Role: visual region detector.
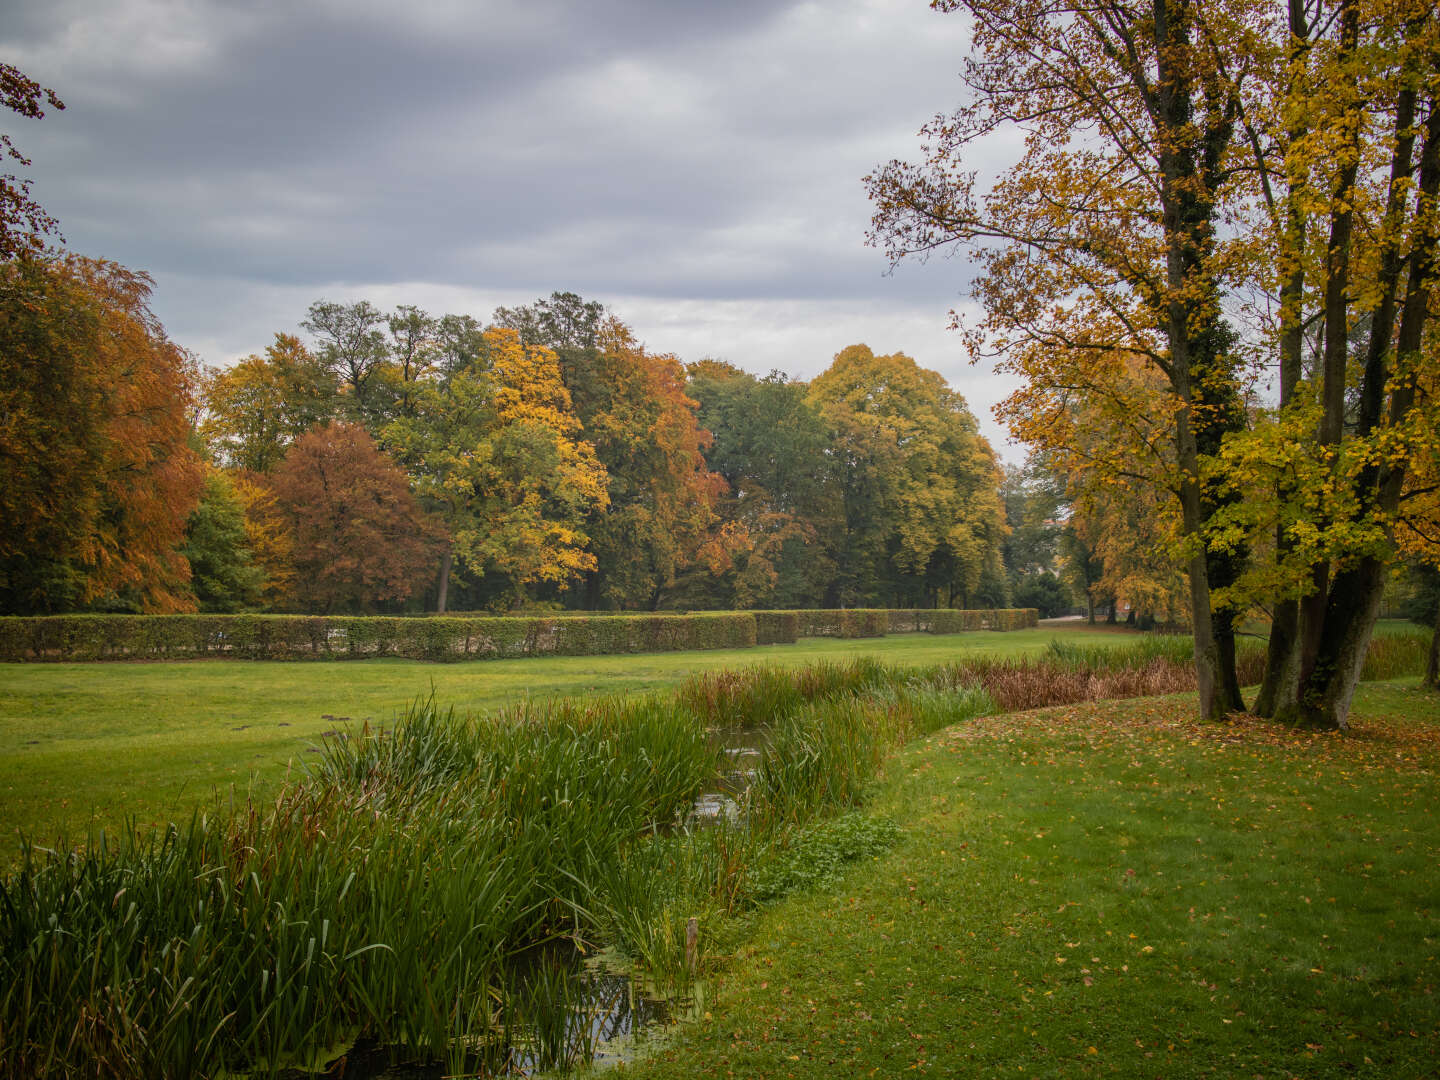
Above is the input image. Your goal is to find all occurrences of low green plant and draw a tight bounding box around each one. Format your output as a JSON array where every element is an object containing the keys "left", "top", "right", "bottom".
[{"left": 747, "top": 812, "right": 901, "bottom": 904}]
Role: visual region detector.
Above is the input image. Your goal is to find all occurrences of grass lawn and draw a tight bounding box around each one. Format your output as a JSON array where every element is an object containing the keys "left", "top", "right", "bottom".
[
  {"left": 0, "top": 625, "right": 1139, "bottom": 846},
  {"left": 621, "top": 679, "right": 1440, "bottom": 1079}
]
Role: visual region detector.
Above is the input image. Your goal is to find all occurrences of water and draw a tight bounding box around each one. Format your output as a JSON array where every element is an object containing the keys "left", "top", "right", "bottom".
[
  {"left": 691, "top": 725, "right": 769, "bottom": 825},
  {"left": 288, "top": 954, "right": 688, "bottom": 1078},
  {"left": 275, "top": 723, "right": 770, "bottom": 1079}
]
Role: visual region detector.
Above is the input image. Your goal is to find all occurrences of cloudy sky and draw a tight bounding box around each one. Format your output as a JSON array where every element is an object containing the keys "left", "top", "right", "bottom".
[{"left": 6, "top": 0, "right": 1023, "bottom": 456}]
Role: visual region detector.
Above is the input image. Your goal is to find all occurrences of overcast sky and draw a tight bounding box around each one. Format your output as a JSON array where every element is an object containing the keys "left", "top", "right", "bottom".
[{"left": 5, "top": 0, "right": 1024, "bottom": 457}]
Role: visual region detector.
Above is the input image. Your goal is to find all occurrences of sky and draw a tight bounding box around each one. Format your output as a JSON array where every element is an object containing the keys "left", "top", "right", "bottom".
[{"left": 5, "top": 0, "right": 1024, "bottom": 458}]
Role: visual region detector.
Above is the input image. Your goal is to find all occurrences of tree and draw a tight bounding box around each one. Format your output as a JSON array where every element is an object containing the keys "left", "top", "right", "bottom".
[
  {"left": 0, "top": 255, "right": 203, "bottom": 613},
  {"left": 232, "top": 471, "right": 296, "bottom": 610},
  {"left": 200, "top": 334, "right": 338, "bottom": 472},
  {"left": 266, "top": 422, "right": 444, "bottom": 612},
  {"left": 384, "top": 328, "right": 609, "bottom": 610},
  {"left": 686, "top": 361, "right": 839, "bottom": 608},
  {"left": 182, "top": 469, "right": 265, "bottom": 611},
  {"left": 1209, "top": 0, "right": 1440, "bottom": 726},
  {"left": 806, "top": 345, "right": 1007, "bottom": 608},
  {"left": 868, "top": 0, "right": 1252, "bottom": 717},
  {"left": 495, "top": 296, "right": 724, "bottom": 609},
  {"left": 1, "top": 63, "right": 64, "bottom": 259},
  {"left": 301, "top": 300, "right": 390, "bottom": 425},
  {"left": 1001, "top": 460, "right": 1068, "bottom": 610},
  {"left": 1015, "top": 572, "right": 1068, "bottom": 619}
]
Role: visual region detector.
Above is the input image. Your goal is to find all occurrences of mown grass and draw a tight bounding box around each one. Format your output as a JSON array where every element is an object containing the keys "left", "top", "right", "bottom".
[
  {"left": 619, "top": 680, "right": 1440, "bottom": 1079},
  {"left": 0, "top": 626, "right": 1135, "bottom": 844}
]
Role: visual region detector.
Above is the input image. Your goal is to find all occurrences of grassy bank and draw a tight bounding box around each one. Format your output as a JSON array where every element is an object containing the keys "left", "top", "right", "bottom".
[
  {"left": 1, "top": 626, "right": 1134, "bottom": 843},
  {"left": 620, "top": 680, "right": 1440, "bottom": 1079}
]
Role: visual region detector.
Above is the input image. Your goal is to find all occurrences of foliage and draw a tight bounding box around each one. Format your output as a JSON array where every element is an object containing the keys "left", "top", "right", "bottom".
[
  {"left": 180, "top": 469, "right": 265, "bottom": 612},
  {"left": 868, "top": 0, "right": 1256, "bottom": 718},
  {"left": 266, "top": 423, "right": 445, "bottom": 612},
  {"left": 0, "top": 693, "right": 718, "bottom": 1078},
  {"left": 0, "top": 611, "right": 762, "bottom": 662},
  {"left": 385, "top": 326, "right": 609, "bottom": 608},
  {"left": 497, "top": 297, "right": 725, "bottom": 609},
  {"left": 746, "top": 813, "right": 901, "bottom": 904},
  {"left": 199, "top": 334, "right": 337, "bottom": 472},
  {"left": 686, "top": 362, "right": 837, "bottom": 608},
  {"left": 806, "top": 345, "right": 1008, "bottom": 608},
  {"left": 0, "top": 63, "right": 64, "bottom": 259},
  {"left": 1014, "top": 571, "right": 1069, "bottom": 619},
  {"left": 0, "top": 255, "right": 204, "bottom": 614},
  {"left": 300, "top": 299, "right": 390, "bottom": 424}
]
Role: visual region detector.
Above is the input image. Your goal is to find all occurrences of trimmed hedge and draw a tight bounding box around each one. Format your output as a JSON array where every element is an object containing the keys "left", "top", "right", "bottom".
[
  {"left": 754, "top": 611, "right": 801, "bottom": 645},
  {"left": 0, "top": 613, "right": 757, "bottom": 663},
  {"left": 886, "top": 608, "right": 1040, "bottom": 633},
  {"left": 0, "top": 607, "right": 1040, "bottom": 663}
]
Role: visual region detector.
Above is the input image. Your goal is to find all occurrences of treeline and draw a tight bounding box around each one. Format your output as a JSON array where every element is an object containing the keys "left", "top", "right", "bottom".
[{"left": 1, "top": 270, "right": 1008, "bottom": 615}]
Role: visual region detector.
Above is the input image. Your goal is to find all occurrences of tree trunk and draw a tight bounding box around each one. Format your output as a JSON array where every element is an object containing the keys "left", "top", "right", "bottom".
[
  {"left": 1151, "top": 0, "right": 1246, "bottom": 720},
  {"left": 1254, "top": 598, "right": 1302, "bottom": 717},
  {"left": 1297, "top": 557, "right": 1384, "bottom": 729},
  {"left": 1296, "top": 90, "right": 1439, "bottom": 728},
  {"left": 436, "top": 546, "right": 452, "bottom": 613},
  {"left": 1254, "top": 3, "right": 1312, "bottom": 718}
]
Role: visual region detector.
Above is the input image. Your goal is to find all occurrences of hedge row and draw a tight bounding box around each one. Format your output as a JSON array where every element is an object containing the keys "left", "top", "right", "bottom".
[
  {"left": 0, "top": 613, "right": 757, "bottom": 663},
  {"left": 0, "top": 607, "right": 1040, "bottom": 662},
  {"left": 752, "top": 608, "right": 1039, "bottom": 644},
  {"left": 886, "top": 608, "right": 1039, "bottom": 633}
]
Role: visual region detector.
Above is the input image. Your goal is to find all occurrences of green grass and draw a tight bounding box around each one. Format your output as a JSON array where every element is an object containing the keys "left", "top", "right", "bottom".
[
  {"left": 0, "top": 627, "right": 1136, "bottom": 844},
  {"left": 619, "top": 679, "right": 1440, "bottom": 1079}
]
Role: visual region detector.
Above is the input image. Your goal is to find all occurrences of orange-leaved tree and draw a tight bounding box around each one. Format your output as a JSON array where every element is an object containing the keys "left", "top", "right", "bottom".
[
  {"left": 266, "top": 422, "right": 445, "bottom": 613},
  {"left": 0, "top": 255, "right": 203, "bottom": 613}
]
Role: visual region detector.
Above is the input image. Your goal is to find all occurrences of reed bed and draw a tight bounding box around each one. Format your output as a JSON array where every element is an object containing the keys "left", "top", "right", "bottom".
[
  {"left": 2, "top": 627, "right": 1427, "bottom": 1078},
  {"left": 0, "top": 694, "right": 717, "bottom": 1080}
]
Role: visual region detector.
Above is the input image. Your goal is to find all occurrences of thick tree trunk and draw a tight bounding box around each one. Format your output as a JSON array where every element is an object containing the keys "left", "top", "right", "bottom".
[
  {"left": 436, "top": 547, "right": 452, "bottom": 613},
  {"left": 1152, "top": 0, "right": 1246, "bottom": 720},
  {"left": 1297, "top": 557, "right": 1384, "bottom": 729},
  {"left": 1254, "top": 598, "right": 1302, "bottom": 717},
  {"left": 1254, "top": 7, "right": 1311, "bottom": 718}
]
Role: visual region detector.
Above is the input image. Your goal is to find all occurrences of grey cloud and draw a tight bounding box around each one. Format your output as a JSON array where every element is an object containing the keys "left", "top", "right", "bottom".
[{"left": 5, "top": 0, "right": 995, "bottom": 405}]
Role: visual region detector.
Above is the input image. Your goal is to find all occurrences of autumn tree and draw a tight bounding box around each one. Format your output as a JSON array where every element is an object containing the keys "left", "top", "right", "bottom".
[
  {"left": 232, "top": 471, "right": 296, "bottom": 610},
  {"left": 1, "top": 63, "right": 64, "bottom": 259},
  {"left": 807, "top": 345, "right": 1007, "bottom": 608},
  {"left": 868, "top": 0, "right": 1254, "bottom": 717},
  {"left": 266, "top": 422, "right": 444, "bottom": 613},
  {"left": 1209, "top": 0, "right": 1440, "bottom": 726},
  {"left": 384, "top": 328, "right": 609, "bottom": 610},
  {"left": 495, "top": 296, "right": 724, "bottom": 609},
  {"left": 0, "top": 255, "right": 203, "bottom": 613},
  {"left": 200, "top": 334, "right": 338, "bottom": 472}
]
